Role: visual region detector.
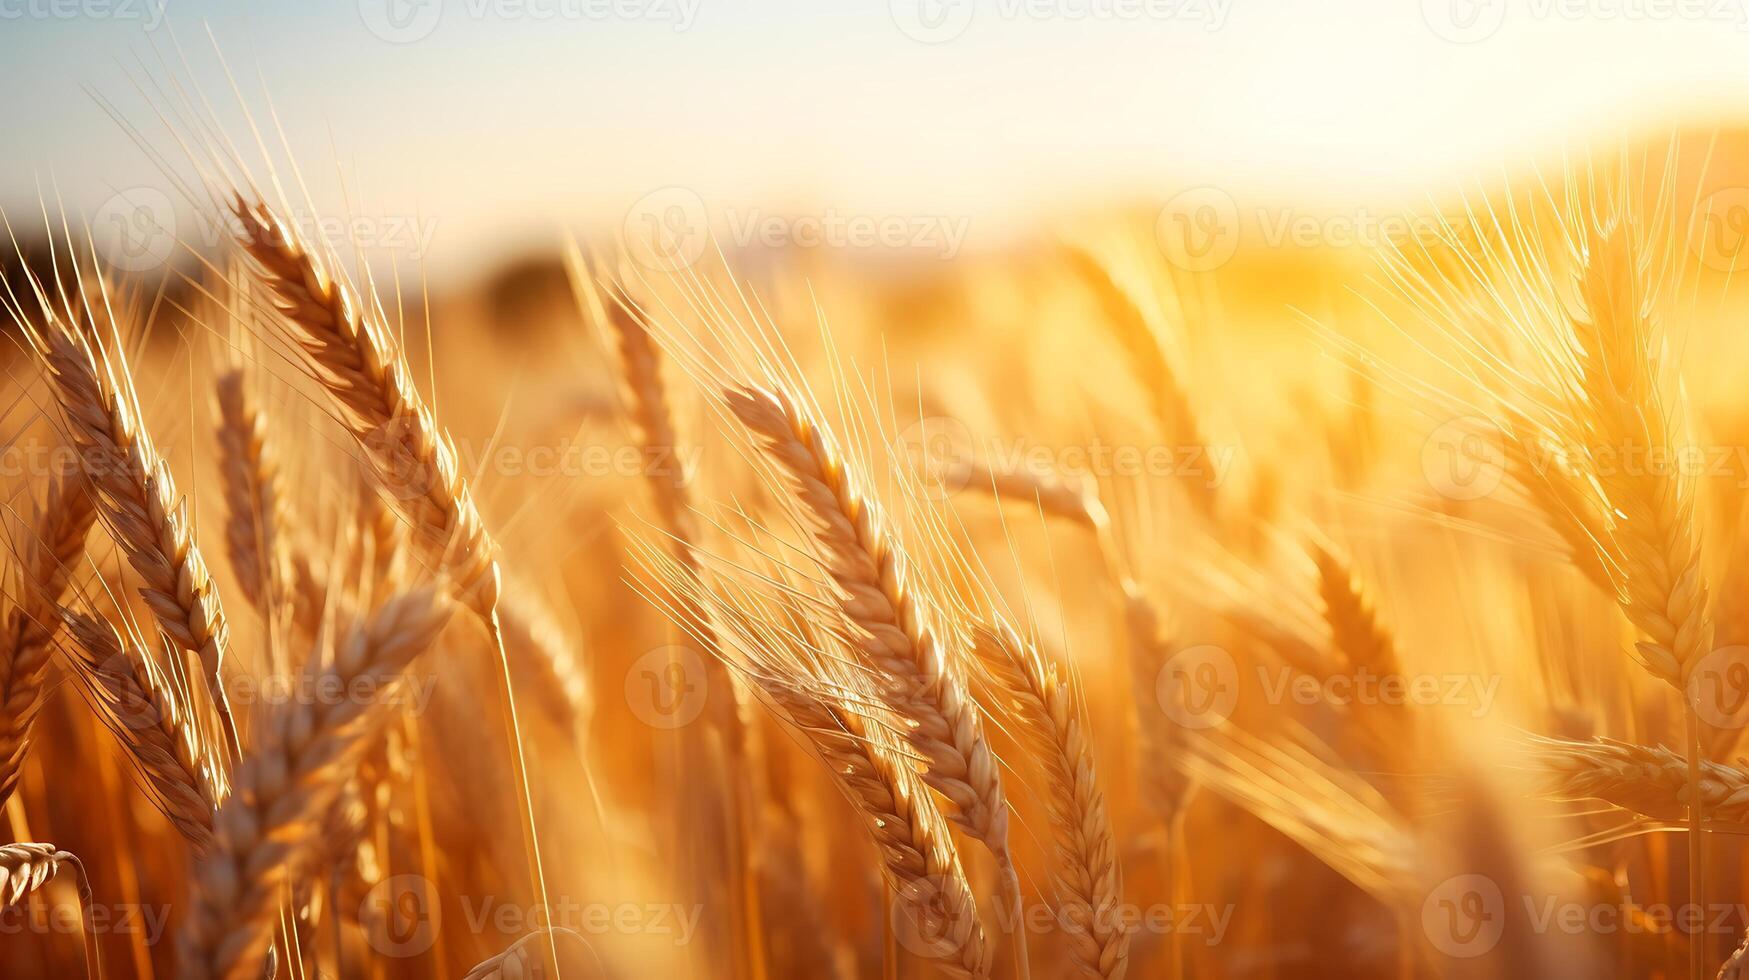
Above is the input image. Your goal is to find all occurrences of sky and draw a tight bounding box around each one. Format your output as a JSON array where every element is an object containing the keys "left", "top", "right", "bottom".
[{"left": 2, "top": 0, "right": 1749, "bottom": 279}]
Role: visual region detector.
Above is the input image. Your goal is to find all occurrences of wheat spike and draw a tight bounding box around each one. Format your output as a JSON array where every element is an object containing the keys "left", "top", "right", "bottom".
[
  {"left": 178, "top": 585, "right": 452, "bottom": 980},
  {"left": 725, "top": 385, "right": 1012, "bottom": 859},
  {"left": 214, "top": 366, "right": 289, "bottom": 620},
  {"left": 0, "top": 842, "right": 99, "bottom": 977},
  {"left": 1525, "top": 734, "right": 1749, "bottom": 824},
  {"left": 25, "top": 308, "right": 243, "bottom": 759},
  {"left": 60, "top": 608, "right": 226, "bottom": 850},
  {"left": 975, "top": 622, "right": 1129, "bottom": 980},
  {"left": 229, "top": 195, "right": 499, "bottom": 625},
  {"left": 0, "top": 468, "right": 96, "bottom": 804}
]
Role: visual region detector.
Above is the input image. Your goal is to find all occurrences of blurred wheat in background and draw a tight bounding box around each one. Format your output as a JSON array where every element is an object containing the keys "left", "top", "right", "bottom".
[{"left": 9, "top": 7, "right": 1749, "bottom": 979}]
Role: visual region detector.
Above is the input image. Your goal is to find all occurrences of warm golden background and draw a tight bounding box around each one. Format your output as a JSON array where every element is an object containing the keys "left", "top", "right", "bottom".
[{"left": 4, "top": 4, "right": 1749, "bottom": 980}]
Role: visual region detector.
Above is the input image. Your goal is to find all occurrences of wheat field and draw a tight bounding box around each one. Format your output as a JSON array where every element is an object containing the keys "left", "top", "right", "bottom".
[{"left": 8, "top": 56, "right": 1749, "bottom": 979}]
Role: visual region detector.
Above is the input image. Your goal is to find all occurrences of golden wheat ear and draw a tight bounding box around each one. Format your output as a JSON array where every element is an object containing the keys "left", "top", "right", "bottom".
[
  {"left": 178, "top": 585, "right": 453, "bottom": 980},
  {"left": 227, "top": 194, "right": 500, "bottom": 627},
  {"left": 0, "top": 466, "right": 96, "bottom": 806},
  {"left": 974, "top": 621, "right": 1129, "bottom": 980},
  {"left": 58, "top": 606, "right": 226, "bottom": 851},
  {"left": 0, "top": 842, "right": 99, "bottom": 976},
  {"left": 24, "top": 305, "right": 244, "bottom": 763}
]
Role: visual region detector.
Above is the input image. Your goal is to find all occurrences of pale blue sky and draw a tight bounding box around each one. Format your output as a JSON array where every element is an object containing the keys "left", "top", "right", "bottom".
[{"left": 4, "top": 0, "right": 1749, "bottom": 278}]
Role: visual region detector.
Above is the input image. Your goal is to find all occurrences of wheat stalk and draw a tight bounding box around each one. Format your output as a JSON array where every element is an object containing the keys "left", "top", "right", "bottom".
[
  {"left": 214, "top": 366, "right": 289, "bottom": 621},
  {"left": 0, "top": 467, "right": 97, "bottom": 805},
  {"left": 0, "top": 842, "right": 99, "bottom": 977},
  {"left": 177, "top": 585, "right": 452, "bottom": 980},
  {"left": 726, "top": 382, "right": 1020, "bottom": 975},
  {"left": 975, "top": 622, "right": 1129, "bottom": 980},
  {"left": 1310, "top": 543, "right": 1401, "bottom": 681},
  {"left": 725, "top": 387, "right": 1011, "bottom": 844},
  {"left": 229, "top": 195, "right": 498, "bottom": 625},
  {"left": 1525, "top": 734, "right": 1749, "bottom": 824},
  {"left": 24, "top": 308, "right": 244, "bottom": 761},
  {"left": 1065, "top": 246, "right": 1214, "bottom": 517},
  {"left": 60, "top": 607, "right": 227, "bottom": 851},
  {"left": 230, "top": 193, "right": 564, "bottom": 976}
]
